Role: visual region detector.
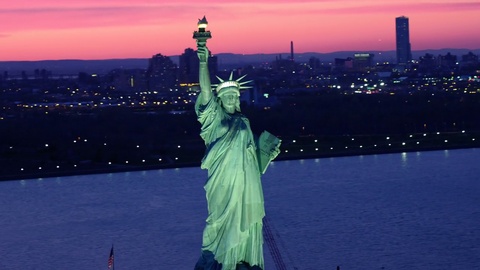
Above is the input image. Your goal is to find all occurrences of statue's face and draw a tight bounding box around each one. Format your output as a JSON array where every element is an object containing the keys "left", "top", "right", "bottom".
[{"left": 220, "top": 92, "right": 239, "bottom": 112}]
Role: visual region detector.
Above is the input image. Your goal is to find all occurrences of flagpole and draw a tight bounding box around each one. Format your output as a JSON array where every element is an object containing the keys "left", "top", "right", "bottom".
[
  {"left": 108, "top": 244, "right": 115, "bottom": 270},
  {"left": 112, "top": 244, "right": 115, "bottom": 270}
]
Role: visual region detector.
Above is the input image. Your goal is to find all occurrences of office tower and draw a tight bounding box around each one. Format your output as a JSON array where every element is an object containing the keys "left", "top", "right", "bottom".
[
  {"left": 179, "top": 48, "right": 198, "bottom": 84},
  {"left": 146, "top": 53, "right": 177, "bottom": 92},
  {"left": 353, "top": 53, "right": 375, "bottom": 71},
  {"left": 395, "top": 16, "right": 411, "bottom": 65},
  {"left": 179, "top": 48, "right": 218, "bottom": 84}
]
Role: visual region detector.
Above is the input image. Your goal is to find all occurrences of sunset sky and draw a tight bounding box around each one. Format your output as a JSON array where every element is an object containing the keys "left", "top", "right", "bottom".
[{"left": 1, "top": 0, "right": 479, "bottom": 61}]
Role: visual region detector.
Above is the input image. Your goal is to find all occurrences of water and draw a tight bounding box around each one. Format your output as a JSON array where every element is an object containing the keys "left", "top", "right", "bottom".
[{"left": 0, "top": 149, "right": 479, "bottom": 270}]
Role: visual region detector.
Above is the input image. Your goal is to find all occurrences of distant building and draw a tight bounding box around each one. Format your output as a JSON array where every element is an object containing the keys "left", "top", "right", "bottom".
[
  {"left": 273, "top": 54, "right": 296, "bottom": 72},
  {"left": 106, "top": 69, "right": 147, "bottom": 92},
  {"left": 334, "top": 57, "right": 353, "bottom": 71},
  {"left": 353, "top": 53, "right": 375, "bottom": 71},
  {"left": 146, "top": 54, "right": 177, "bottom": 92},
  {"left": 438, "top": 52, "right": 457, "bottom": 71},
  {"left": 308, "top": 57, "right": 321, "bottom": 71},
  {"left": 460, "top": 52, "right": 479, "bottom": 71},
  {"left": 418, "top": 53, "right": 436, "bottom": 72},
  {"left": 395, "top": 16, "right": 412, "bottom": 66},
  {"left": 178, "top": 48, "right": 198, "bottom": 84},
  {"left": 179, "top": 47, "right": 218, "bottom": 85}
]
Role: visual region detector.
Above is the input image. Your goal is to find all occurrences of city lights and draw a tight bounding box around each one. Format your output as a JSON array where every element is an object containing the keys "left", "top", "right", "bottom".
[{"left": 1, "top": 39, "right": 479, "bottom": 181}]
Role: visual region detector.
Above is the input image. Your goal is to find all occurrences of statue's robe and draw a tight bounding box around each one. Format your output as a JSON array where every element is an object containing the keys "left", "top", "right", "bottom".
[{"left": 195, "top": 93, "right": 265, "bottom": 270}]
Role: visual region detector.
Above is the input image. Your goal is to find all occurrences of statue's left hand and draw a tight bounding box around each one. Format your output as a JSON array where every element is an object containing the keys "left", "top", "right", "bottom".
[{"left": 269, "top": 143, "right": 281, "bottom": 160}]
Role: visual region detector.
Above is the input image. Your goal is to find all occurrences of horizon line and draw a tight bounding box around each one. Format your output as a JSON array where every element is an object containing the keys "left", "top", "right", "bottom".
[{"left": 1, "top": 47, "right": 479, "bottom": 63}]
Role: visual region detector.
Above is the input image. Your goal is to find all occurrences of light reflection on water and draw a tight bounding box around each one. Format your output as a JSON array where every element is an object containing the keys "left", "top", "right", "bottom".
[
  {"left": 401, "top": 152, "right": 407, "bottom": 167},
  {"left": 0, "top": 149, "right": 479, "bottom": 270}
]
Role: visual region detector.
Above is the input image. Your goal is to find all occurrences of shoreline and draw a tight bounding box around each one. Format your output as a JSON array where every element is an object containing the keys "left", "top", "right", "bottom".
[{"left": 2, "top": 142, "right": 478, "bottom": 182}]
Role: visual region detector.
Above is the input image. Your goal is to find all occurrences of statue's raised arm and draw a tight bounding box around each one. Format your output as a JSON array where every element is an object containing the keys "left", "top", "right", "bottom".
[{"left": 196, "top": 42, "right": 212, "bottom": 106}]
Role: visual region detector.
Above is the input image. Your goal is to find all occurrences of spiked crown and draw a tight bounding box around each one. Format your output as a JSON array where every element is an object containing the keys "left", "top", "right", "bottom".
[{"left": 213, "top": 72, "right": 252, "bottom": 97}]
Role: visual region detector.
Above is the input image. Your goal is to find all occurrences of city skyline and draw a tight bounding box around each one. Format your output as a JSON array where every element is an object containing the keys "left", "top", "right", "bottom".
[{"left": 1, "top": 0, "right": 480, "bottom": 61}]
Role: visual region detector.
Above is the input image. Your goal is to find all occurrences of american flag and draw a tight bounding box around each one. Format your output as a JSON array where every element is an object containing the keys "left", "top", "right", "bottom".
[{"left": 107, "top": 245, "right": 114, "bottom": 269}]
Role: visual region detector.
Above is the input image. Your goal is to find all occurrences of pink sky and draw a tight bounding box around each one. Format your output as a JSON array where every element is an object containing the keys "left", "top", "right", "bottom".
[{"left": 1, "top": 0, "right": 479, "bottom": 61}]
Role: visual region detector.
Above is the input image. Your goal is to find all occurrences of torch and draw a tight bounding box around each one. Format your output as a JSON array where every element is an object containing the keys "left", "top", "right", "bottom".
[{"left": 193, "top": 16, "right": 212, "bottom": 46}]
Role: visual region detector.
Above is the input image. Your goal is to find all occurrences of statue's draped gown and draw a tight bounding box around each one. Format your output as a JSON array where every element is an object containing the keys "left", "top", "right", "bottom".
[{"left": 195, "top": 93, "right": 265, "bottom": 270}]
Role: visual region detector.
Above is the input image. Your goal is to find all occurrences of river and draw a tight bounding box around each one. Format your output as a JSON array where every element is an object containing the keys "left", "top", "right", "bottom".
[{"left": 0, "top": 149, "right": 479, "bottom": 269}]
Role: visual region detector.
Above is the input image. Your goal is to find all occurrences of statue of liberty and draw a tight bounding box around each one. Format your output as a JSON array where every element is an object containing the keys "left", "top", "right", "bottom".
[{"left": 193, "top": 17, "right": 281, "bottom": 270}]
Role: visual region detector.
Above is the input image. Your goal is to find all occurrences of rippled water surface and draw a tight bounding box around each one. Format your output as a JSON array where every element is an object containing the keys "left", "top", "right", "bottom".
[{"left": 1, "top": 149, "right": 479, "bottom": 270}]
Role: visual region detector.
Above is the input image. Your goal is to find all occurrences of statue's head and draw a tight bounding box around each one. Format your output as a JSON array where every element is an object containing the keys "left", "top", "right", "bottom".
[
  {"left": 218, "top": 90, "right": 240, "bottom": 113},
  {"left": 214, "top": 72, "right": 252, "bottom": 113}
]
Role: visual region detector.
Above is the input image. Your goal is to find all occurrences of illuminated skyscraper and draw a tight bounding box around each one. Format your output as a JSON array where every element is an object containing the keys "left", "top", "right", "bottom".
[{"left": 395, "top": 16, "right": 411, "bottom": 65}]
